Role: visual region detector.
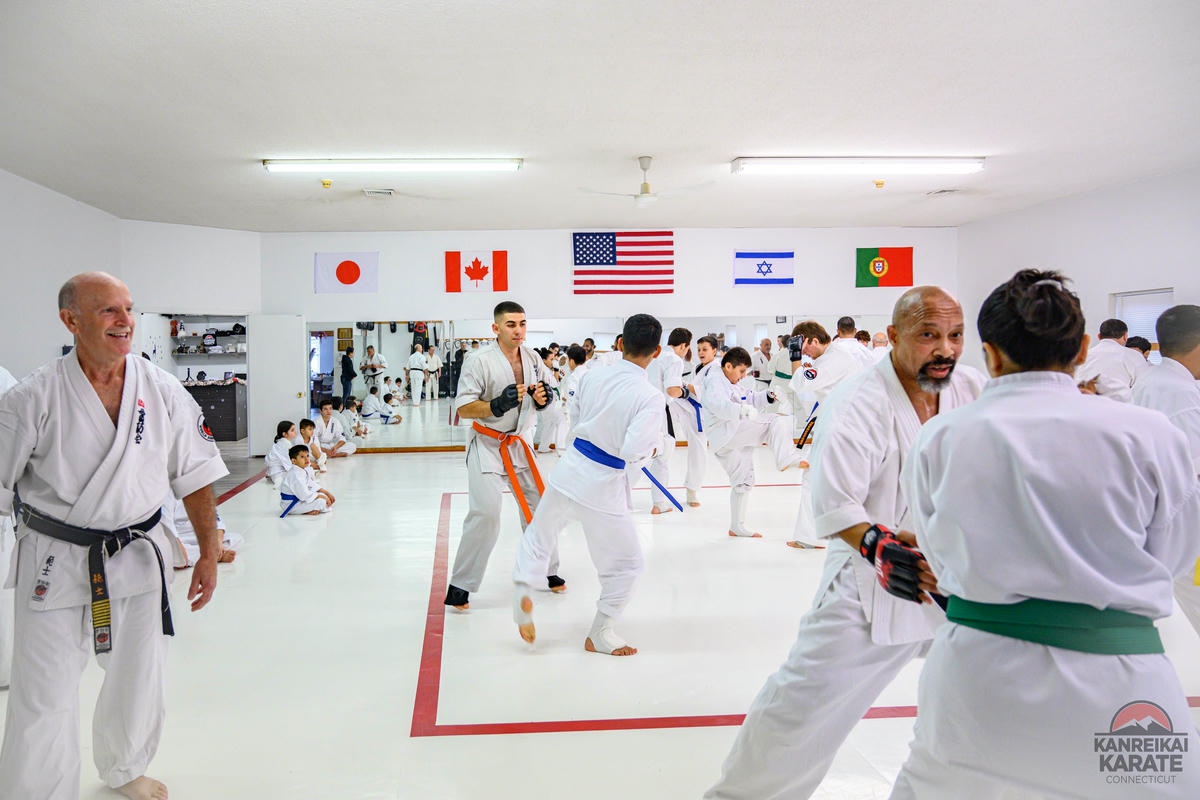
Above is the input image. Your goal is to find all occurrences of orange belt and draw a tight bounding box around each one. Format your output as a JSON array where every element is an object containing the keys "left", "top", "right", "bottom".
[{"left": 471, "top": 421, "right": 545, "bottom": 524}]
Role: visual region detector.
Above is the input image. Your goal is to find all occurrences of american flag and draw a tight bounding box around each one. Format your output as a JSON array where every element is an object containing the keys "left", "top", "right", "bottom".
[{"left": 572, "top": 231, "right": 674, "bottom": 294}]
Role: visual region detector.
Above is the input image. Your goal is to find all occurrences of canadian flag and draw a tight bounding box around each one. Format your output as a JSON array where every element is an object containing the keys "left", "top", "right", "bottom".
[
  {"left": 445, "top": 251, "right": 508, "bottom": 292},
  {"left": 314, "top": 252, "right": 379, "bottom": 294}
]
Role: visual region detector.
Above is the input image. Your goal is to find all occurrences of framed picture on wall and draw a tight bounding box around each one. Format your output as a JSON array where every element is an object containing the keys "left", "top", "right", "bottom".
[
  {"left": 337, "top": 327, "right": 353, "bottom": 340},
  {"left": 337, "top": 338, "right": 354, "bottom": 352}
]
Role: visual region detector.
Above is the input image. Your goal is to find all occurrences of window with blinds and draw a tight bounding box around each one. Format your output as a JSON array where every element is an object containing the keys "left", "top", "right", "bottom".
[{"left": 1114, "top": 289, "right": 1174, "bottom": 365}]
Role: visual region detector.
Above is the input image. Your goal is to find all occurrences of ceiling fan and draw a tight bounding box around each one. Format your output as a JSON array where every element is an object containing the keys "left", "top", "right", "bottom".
[{"left": 581, "top": 156, "right": 710, "bottom": 207}]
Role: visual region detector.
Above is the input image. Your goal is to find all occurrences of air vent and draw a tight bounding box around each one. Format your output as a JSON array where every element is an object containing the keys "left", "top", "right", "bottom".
[
  {"left": 925, "top": 188, "right": 961, "bottom": 197},
  {"left": 362, "top": 188, "right": 396, "bottom": 198}
]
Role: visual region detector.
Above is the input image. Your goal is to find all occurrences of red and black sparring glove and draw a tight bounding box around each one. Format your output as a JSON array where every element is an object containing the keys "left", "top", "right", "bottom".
[
  {"left": 530, "top": 380, "right": 553, "bottom": 410},
  {"left": 858, "top": 523, "right": 926, "bottom": 604}
]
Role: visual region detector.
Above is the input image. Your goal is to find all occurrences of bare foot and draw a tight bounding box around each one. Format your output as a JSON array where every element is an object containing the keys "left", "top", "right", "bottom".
[
  {"left": 650, "top": 504, "right": 673, "bottom": 515},
  {"left": 729, "top": 530, "right": 763, "bottom": 538},
  {"left": 218, "top": 549, "right": 237, "bottom": 563},
  {"left": 785, "top": 540, "right": 825, "bottom": 550},
  {"left": 585, "top": 637, "right": 637, "bottom": 656},
  {"left": 517, "top": 595, "right": 535, "bottom": 643},
  {"left": 118, "top": 776, "right": 168, "bottom": 800},
  {"left": 304, "top": 510, "right": 321, "bottom": 516}
]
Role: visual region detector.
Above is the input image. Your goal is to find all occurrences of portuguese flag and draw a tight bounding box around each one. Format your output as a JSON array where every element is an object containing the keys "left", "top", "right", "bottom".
[{"left": 856, "top": 247, "right": 913, "bottom": 287}]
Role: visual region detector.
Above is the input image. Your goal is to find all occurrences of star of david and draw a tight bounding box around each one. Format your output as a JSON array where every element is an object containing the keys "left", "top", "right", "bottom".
[{"left": 756, "top": 260, "right": 773, "bottom": 276}]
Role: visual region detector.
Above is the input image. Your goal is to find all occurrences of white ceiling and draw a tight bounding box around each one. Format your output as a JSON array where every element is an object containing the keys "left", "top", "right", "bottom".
[{"left": 1, "top": 1, "right": 1198, "bottom": 233}]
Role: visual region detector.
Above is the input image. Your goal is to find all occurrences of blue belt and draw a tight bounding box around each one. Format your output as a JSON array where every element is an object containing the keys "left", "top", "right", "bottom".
[
  {"left": 573, "top": 438, "right": 683, "bottom": 512},
  {"left": 686, "top": 397, "right": 703, "bottom": 432},
  {"left": 280, "top": 492, "right": 302, "bottom": 518}
]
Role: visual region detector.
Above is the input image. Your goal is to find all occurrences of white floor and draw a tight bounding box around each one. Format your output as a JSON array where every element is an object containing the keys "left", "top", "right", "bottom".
[{"left": 4, "top": 445, "right": 1200, "bottom": 799}]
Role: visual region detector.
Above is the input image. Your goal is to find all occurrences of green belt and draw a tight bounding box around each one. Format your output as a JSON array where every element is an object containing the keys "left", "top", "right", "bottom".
[
  {"left": 774, "top": 370, "right": 791, "bottom": 380},
  {"left": 945, "top": 596, "right": 1163, "bottom": 655}
]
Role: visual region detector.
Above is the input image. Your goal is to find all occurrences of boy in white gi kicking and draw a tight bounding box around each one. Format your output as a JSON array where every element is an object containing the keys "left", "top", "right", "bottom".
[
  {"left": 279, "top": 446, "right": 335, "bottom": 515},
  {"left": 701, "top": 346, "right": 804, "bottom": 537},
  {"left": 891, "top": 271, "right": 1200, "bottom": 798},
  {"left": 512, "top": 314, "right": 667, "bottom": 655}
]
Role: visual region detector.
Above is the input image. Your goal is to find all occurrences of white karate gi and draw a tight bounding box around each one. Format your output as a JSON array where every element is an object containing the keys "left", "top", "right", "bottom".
[
  {"left": 1133, "top": 356, "right": 1200, "bottom": 634},
  {"left": 0, "top": 351, "right": 227, "bottom": 799},
  {"left": 513, "top": 360, "right": 663, "bottom": 617},
  {"left": 449, "top": 343, "right": 557, "bottom": 595},
  {"left": 562, "top": 360, "right": 592, "bottom": 440},
  {"left": 871, "top": 344, "right": 891, "bottom": 362},
  {"left": 891, "top": 371, "right": 1200, "bottom": 799},
  {"left": 831, "top": 335, "right": 876, "bottom": 370},
  {"left": 360, "top": 352, "right": 387, "bottom": 388},
  {"left": 265, "top": 435, "right": 297, "bottom": 486},
  {"left": 706, "top": 356, "right": 985, "bottom": 800},
  {"left": 314, "top": 414, "right": 356, "bottom": 456},
  {"left": 662, "top": 349, "right": 707, "bottom": 493},
  {"left": 701, "top": 367, "right": 801, "bottom": 489},
  {"left": 279, "top": 465, "right": 329, "bottom": 515},
  {"left": 533, "top": 369, "right": 567, "bottom": 454},
  {"left": 788, "top": 342, "right": 871, "bottom": 547},
  {"left": 751, "top": 349, "right": 772, "bottom": 388},
  {"left": 593, "top": 349, "right": 624, "bottom": 369},
  {"left": 1077, "top": 337, "right": 1150, "bottom": 402},
  {"left": 0, "top": 366, "right": 18, "bottom": 688},
  {"left": 765, "top": 347, "right": 795, "bottom": 416},
  {"left": 407, "top": 352, "right": 429, "bottom": 405},
  {"left": 360, "top": 392, "right": 388, "bottom": 421},
  {"left": 160, "top": 493, "right": 243, "bottom": 567}
]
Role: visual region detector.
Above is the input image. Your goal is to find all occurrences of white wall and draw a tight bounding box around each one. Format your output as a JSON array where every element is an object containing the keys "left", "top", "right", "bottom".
[
  {"left": 260, "top": 227, "right": 958, "bottom": 322},
  {"left": 957, "top": 167, "right": 1200, "bottom": 367},
  {"left": 0, "top": 168, "right": 121, "bottom": 378},
  {"left": 121, "top": 220, "right": 262, "bottom": 315}
]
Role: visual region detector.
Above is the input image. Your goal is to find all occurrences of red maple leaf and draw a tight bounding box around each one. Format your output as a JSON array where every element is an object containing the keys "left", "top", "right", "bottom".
[{"left": 464, "top": 257, "right": 489, "bottom": 285}]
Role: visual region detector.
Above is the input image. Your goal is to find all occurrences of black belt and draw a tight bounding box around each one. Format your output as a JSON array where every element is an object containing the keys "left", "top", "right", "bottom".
[
  {"left": 17, "top": 504, "right": 172, "bottom": 655},
  {"left": 665, "top": 403, "right": 675, "bottom": 439}
]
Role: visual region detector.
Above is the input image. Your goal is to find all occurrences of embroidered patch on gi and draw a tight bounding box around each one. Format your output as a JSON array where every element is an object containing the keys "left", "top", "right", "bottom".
[
  {"left": 33, "top": 579, "right": 49, "bottom": 601},
  {"left": 135, "top": 398, "right": 147, "bottom": 444},
  {"left": 198, "top": 414, "right": 215, "bottom": 442},
  {"left": 803, "top": 367, "right": 818, "bottom": 381}
]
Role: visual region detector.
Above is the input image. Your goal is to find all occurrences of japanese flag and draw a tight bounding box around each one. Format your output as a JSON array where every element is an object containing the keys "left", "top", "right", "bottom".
[
  {"left": 445, "top": 251, "right": 508, "bottom": 292},
  {"left": 314, "top": 252, "right": 379, "bottom": 294}
]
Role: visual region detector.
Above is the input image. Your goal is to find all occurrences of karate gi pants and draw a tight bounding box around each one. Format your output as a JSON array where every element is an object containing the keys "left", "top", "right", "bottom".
[
  {"left": 326, "top": 440, "right": 357, "bottom": 457},
  {"left": 450, "top": 445, "right": 557, "bottom": 593},
  {"left": 281, "top": 497, "right": 328, "bottom": 515},
  {"left": 890, "top": 624, "right": 1200, "bottom": 799},
  {"left": 0, "top": 540, "right": 168, "bottom": 799},
  {"left": 535, "top": 403, "right": 567, "bottom": 453},
  {"left": 669, "top": 404, "right": 706, "bottom": 491},
  {"left": 705, "top": 560, "right": 926, "bottom": 799},
  {"left": 648, "top": 439, "right": 673, "bottom": 509},
  {"left": 410, "top": 373, "right": 424, "bottom": 405},
  {"left": 713, "top": 414, "right": 801, "bottom": 492},
  {"left": 0, "top": 522, "right": 12, "bottom": 687},
  {"left": 513, "top": 487, "right": 643, "bottom": 618},
  {"left": 789, "top": 473, "right": 822, "bottom": 547}
]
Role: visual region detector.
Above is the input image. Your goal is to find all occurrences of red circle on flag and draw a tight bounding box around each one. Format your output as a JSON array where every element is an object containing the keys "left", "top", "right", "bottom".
[{"left": 336, "top": 260, "right": 361, "bottom": 285}]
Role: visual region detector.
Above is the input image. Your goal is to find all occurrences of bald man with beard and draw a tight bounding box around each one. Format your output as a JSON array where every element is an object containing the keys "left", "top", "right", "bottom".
[{"left": 706, "top": 287, "right": 987, "bottom": 800}]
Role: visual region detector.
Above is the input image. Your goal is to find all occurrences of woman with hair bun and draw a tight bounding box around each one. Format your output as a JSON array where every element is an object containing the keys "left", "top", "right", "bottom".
[{"left": 890, "top": 270, "right": 1200, "bottom": 798}]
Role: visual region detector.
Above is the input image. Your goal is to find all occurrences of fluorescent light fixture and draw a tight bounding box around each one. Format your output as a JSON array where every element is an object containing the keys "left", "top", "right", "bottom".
[
  {"left": 262, "top": 158, "right": 523, "bottom": 174},
  {"left": 730, "top": 157, "right": 985, "bottom": 176}
]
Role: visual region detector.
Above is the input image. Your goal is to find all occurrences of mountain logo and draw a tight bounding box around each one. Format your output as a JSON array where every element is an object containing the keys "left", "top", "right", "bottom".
[{"left": 1110, "top": 701, "right": 1174, "bottom": 735}]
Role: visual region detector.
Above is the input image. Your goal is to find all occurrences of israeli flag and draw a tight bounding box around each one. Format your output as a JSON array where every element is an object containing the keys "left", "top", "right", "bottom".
[{"left": 733, "top": 251, "right": 795, "bottom": 285}]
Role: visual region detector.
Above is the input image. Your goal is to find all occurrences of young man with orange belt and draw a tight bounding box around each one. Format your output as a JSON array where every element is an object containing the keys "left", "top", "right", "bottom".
[{"left": 444, "top": 301, "right": 565, "bottom": 610}]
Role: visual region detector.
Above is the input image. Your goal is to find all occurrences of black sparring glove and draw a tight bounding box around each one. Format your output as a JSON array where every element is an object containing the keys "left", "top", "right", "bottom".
[
  {"left": 531, "top": 380, "right": 552, "bottom": 410},
  {"left": 489, "top": 384, "right": 521, "bottom": 417},
  {"left": 766, "top": 391, "right": 777, "bottom": 404},
  {"left": 859, "top": 523, "right": 926, "bottom": 605},
  {"left": 787, "top": 335, "right": 805, "bottom": 363},
  {"left": 679, "top": 385, "right": 691, "bottom": 401}
]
